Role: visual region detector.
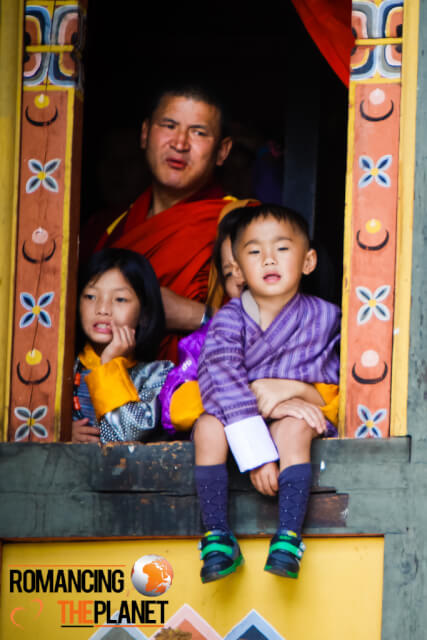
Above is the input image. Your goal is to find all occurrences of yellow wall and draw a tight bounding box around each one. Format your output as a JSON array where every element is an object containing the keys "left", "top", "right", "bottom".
[{"left": 1, "top": 537, "right": 383, "bottom": 640}]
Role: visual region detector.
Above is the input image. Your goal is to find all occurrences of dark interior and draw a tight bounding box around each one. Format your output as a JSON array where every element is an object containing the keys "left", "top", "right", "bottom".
[{"left": 81, "top": 2, "right": 348, "bottom": 304}]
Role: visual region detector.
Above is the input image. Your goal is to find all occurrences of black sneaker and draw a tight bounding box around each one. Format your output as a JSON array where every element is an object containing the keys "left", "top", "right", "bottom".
[
  {"left": 199, "top": 530, "right": 244, "bottom": 583},
  {"left": 264, "top": 529, "right": 305, "bottom": 578}
]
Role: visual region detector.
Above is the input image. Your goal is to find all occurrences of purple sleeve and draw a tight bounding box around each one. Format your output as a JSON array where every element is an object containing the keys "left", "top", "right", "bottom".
[
  {"left": 198, "top": 301, "right": 259, "bottom": 426},
  {"left": 159, "top": 323, "right": 210, "bottom": 434}
]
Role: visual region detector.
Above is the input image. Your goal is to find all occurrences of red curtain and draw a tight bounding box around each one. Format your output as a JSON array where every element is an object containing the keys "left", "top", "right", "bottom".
[{"left": 291, "top": 0, "right": 354, "bottom": 86}]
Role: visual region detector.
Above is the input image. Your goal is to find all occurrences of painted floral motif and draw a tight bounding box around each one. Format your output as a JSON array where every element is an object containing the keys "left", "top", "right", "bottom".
[
  {"left": 14, "top": 406, "right": 48, "bottom": 440},
  {"left": 356, "top": 285, "right": 390, "bottom": 324},
  {"left": 355, "top": 405, "right": 386, "bottom": 438},
  {"left": 26, "top": 159, "right": 61, "bottom": 193},
  {"left": 19, "top": 292, "right": 54, "bottom": 328},
  {"left": 358, "top": 155, "right": 392, "bottom": 188}
]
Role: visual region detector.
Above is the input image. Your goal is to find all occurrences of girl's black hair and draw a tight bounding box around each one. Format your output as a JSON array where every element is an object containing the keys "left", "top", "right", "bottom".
[{"left": 76, "top": 248, "right": 165, "bottom": 361}]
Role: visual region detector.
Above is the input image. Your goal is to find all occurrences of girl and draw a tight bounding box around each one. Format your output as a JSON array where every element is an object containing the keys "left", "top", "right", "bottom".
[
  {"left": 159, "top": 209, "right": 245, "bottom": 435},
  {"left": 72, "top": 248, "right": 173, "bottom": 443}
]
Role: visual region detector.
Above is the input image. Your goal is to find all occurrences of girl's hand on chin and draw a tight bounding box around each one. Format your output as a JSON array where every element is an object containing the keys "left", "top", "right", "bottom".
[{"left": 100, "top": 323, "right": 136, "bottom": 364}]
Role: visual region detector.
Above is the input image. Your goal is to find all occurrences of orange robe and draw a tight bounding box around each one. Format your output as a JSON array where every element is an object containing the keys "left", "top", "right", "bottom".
[{"left": 95, "top": 185, "right": 231, "bottom": 362}]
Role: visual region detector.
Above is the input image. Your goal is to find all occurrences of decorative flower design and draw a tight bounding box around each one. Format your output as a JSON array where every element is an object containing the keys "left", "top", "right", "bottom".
[
  {"left": 26, "top": 158, "right": 61, "bottom": 193},
  {"left": 14, "top": 406, "right": 48, "bottom": 441},
  {"left": 358, "top": 155, "right": 392, "bottom": 188},
  {"left": 355, "top": 405, "right": 386, "bottom": 438},
  {"left": 19, "top": 292, "right": 54, "bottom": 328},
  {"left": 356, "top": 285, "right": 390, "bottom": 324}
]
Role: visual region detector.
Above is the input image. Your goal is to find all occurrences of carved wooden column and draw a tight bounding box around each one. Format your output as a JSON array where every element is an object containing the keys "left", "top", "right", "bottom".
[
  {"left": 0, "top": 0, "right": 24, "bottom": 440},
  {"left": 340, "top": 1, "right": 405, "bottom": 438},
  {"left": 7, "top": 1, "right": 86, "bottom": 441}
]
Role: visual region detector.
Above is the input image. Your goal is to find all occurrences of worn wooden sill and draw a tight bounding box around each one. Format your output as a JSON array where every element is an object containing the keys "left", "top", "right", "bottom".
[{"left": 0, "top": 438, "right": 411, "bottom": 539}]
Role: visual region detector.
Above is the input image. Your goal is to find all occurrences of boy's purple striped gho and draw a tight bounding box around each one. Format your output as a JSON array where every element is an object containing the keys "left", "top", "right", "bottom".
[{"left": 198, "top": 293, "right": 340, "bottom": 426}]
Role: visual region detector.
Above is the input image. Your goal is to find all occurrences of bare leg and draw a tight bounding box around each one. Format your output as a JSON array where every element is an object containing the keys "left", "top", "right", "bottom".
[
  {"left": 193, "top": 413, "right": 228, "bottom": 465},
  {"left": 269, "top": 415, "right": 317, "bottom": 471}
]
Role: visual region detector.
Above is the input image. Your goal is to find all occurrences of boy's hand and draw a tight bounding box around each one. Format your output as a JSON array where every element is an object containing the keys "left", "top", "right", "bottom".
[
  {"left": 250, "top": 461, "right": 279, "bottom": 496},
  {"left": 270, "top": 398, "right": 327, "bottom": 435},
  {"left": 250, "top": 378, "right": 296, "bottom": 417},
  {"left": 72, "top": 418, "right": 100, "bottom": 443},
  {"left": 250, "top": 378, "right": 324, "bottom": 418},
  {"left": 100, "top": 323, "right": 136, "bottom": 364}
]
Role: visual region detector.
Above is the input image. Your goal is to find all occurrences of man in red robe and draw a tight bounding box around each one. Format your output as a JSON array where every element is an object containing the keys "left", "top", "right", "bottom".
[{"left": 95, "top": 85, "right": 234, "bottom": 363}]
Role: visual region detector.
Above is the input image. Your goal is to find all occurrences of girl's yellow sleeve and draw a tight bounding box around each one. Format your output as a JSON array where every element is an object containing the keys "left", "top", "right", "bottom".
[{"left": 85, "top": 357, "right": 139, "bottom": 421}]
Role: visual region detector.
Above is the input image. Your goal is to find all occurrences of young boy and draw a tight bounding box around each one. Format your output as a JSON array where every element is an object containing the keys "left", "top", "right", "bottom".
[{"left": 195, "top": 204, "right": 340, "bottom": 583}]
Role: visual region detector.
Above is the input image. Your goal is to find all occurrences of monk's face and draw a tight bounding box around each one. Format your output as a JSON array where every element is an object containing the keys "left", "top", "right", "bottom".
[{"left": 141, "top": 95, "right": 232, "bottom": 196}]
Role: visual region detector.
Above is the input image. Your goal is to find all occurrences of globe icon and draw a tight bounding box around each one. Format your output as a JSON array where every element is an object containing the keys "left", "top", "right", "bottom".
[{"left": 131, "top": 554, "right": 174, "bottom": 596}]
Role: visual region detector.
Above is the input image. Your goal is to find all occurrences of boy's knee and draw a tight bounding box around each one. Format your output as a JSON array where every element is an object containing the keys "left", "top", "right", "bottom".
[
  {"left": 193, "top": 413, "right": 228, "bottom": 465},
  {"left": 271, "top": 416, "right": 314, "bottom": 443},
  {"left": 271, "top": 417, "right": 314, "bottom": 468},
  {"left": 194, "top": 413, "right": 227, "bottom": 446}
]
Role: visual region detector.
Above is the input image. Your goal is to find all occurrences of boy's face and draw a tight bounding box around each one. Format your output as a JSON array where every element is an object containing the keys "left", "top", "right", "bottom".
[{"left": 234, "top": 215, "right": 316, "bottom": 307}]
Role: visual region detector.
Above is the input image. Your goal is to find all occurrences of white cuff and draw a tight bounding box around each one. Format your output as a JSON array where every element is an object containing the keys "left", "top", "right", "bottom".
[{"left": 224, "top": 415, "right": 279, "bottom": 472}]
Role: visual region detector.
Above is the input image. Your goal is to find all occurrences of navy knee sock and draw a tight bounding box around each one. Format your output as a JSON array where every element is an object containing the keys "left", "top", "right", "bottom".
[
  {"left": 278, "top": 463, "right": 312, "bottom": 536},
  {"left": 194, "top": 464, "right": 229, "bottom": 532}
]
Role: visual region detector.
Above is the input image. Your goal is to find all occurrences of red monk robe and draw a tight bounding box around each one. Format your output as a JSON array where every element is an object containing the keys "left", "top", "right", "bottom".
[{"left": 94, "top": 184, "right": 231, "bottom": 363}]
